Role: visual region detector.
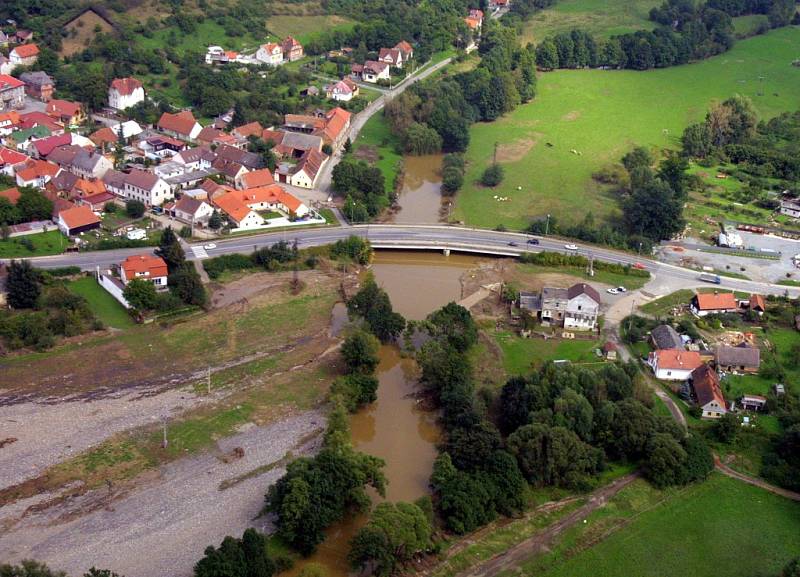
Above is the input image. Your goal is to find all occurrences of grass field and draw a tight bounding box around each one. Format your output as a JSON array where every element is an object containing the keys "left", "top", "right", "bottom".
[
  {"left": 353, "top": 112, "right": 402, "bottom": 189},
  {"left": 520, "top": 0, "right": 659, "bottom": 44},
  {"left": 494, "top": 331, "right": 602, "bottom": 374},
  {"left": 453, "top": 27, "right": 800, "bottom": 231},
  {"left": 266, "top": 14, "right": 354, "bottom": 45},
  {"left": 521, "top": 474, "right": 800, "bottom": 577},
  {"left": 0, "top": 230, "right": 64, "bottom": 258},
  {"left": 518, "top": 263, "right": 650, "bottom": 290},
  {"left": 67, "top": 276, "right": 136, "bottom": 330},
  {"left": 137, "top": 19, "right": 266, "bottom": 56}
]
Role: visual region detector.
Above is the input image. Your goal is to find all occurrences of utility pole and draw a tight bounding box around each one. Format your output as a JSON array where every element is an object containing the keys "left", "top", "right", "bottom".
[
  {"left": 161, "top": 416, "right": 169, "bottom": 449},
  {"left": 587, "top": 252, "right": 594, "bottom": 277},
  {"left": 207, "top": 366, "right": 211, "bottom": 395},
  {"left": 545, "top": 213, "right": 550, "bottom": 236}
]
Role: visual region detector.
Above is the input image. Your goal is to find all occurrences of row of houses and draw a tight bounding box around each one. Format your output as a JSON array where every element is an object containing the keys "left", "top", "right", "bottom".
[
  {"left": 254, "top": 37, "right": 305, "bottom": 66},
  {"left": 350, "top": 41, "right": 413, "bottom": 84}
]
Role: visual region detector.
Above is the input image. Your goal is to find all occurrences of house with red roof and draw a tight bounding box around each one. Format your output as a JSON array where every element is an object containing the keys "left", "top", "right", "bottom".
[
  {"left": 120, "top": 254, "right": 169, "bottom": 288},
  {"left": 0, "top": 74, "right": 25, "bottom": 110},
  {"left": 0, "top": 146, "right": 28, "bottom": 176},
  {"left": 18, "top": 111, "right": 63, "bottom": 134},
  {"left": 327, "top": 78, "right": 359, "bottom": 102},
  {"left": 0, "top": 111, "right": 21, "bottom": 135},
  {"left": 647, "top": 349, "right": 703, "bottom": 381},
  {"left": 15, "top": 158, "right": 60, "bottom": 188},
  {"left": 45, "top": 99, "right": 86, "bottom": 126},
  {"left": 690, "top": 364, "right": 727, "bottom": 418},
  {"left": 237, "top": 167, "right": 275, "bottom": 190},
  {"left": 256, "top": 42, "right": 284, "bottom": 66},
  {"left": 57, "top": 204, "right": 101, "bottom": 235},
  {"left": 690, "top": 292, "right": 738, "bottom": 317},
  {"left": 282, "top": 36, "right": 304, "bottom": 61},
  {"left": 158, "top": 110, "right": 202, "bottom": 141},
  {"left": 275, "top": 149, "right": 328, "bottom": 189},
  {"left": 108, "top": 77, "right": 145, "bottom": 110},
  {"left": 378, "top": 48, "right": 404, "bottom": 69},
  {"left": 9, "top": 44, "right": 39, "bottom": 69},
  {"left": 232, "top": 121, "right": 263, "bottom": 140},
  {"left": 394, "top": 41, "right": 414, "bottom": 61}
]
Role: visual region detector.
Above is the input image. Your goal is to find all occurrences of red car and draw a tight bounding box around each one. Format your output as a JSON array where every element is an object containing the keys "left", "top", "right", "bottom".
[{"left": 633, "top": 262, "right": 646, "bottom": 270}]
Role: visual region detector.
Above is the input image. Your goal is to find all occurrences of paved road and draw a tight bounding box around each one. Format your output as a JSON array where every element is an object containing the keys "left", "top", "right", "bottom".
[{"left": 17, "top": 225, "right": 800, "bottom": 299}]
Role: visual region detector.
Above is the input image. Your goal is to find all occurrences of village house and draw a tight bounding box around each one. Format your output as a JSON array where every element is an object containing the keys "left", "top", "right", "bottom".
[
  {"left": 55, "top": 147, "right": 112, "bottom": 180},
  {"left": 114, "top": 169, "right": 173, "bottom": 206},
  {"left": 57, "top": 204, "right": 101, "bottom": 236},
  {"left": 108, "top": 77, "right": 145, "bottom": 110},
  {"left": 689, "top": 364, "right": 727, "bottom": 418},
  {"left": 205, "top": 46, "right": 240, "bottom": 65},
  {"left": 216, "top": 144, "right": 263, "bottom": 170},
  {"left": 17, "top": 111, "right": 63, "bottom": 134},
  {"left": 120, "top": 254, "right": 169, "bottom": 289},
  {"left": 0, "top": 186, "right": 21, "bottom": 205},
  {"left": 213, "top": 191, "right": 263, "bottom": 230},
  {"left": 0, "top": 111, "right": 21, "bottom": 135},
  {"left": 263, "top": 129, "right": 324, "bottom": 159},
  {"left": 89, "top": 120, "right": 143, "bottom": 151},
  {"left": 0, "top": 75, "right": 25, "bottom": 111},
  {"left": 275, "top": 148, "right": 328, "bottom": 189},
  {"left": 76, "top": 188, "right": 114, "bottom": 209},
  {"left": 15, "top": 30, "right": 34, "bottom": 44},
  {"left": 650, "top": 324, "right": 684, "bottom": 350},
  {"left": 519, "top": 283, "right": 601, "bottom": 331},
  {"left": 19, "top": 71, "right": 54, "bottom": 102},
  {"left": 715, "top": 344, "right": 760, "bottom": 374},
  {"left": 647, "top": 349, "right": 703, "bottom": 381},
  {"left": 282, "top": 107, "right": 351, "bottom": 149},
  {"left": 173, "top": 147, "right": 217, "bottom": 171},
  {"left": 0, "top": 146, "right": 28, "bottom": 175},
  {"left": 0, "top": 55, "right": 12, "bottom": 76},
  {"left": 326, "top": 78, "right": 359, "bottom": 102},
  {"left": 9, "top": 43, "right": 39, "bottom": 70},
  {"left": 744, "top": 293, "right": 766, "bottom": 316},
  {"left": 231, "top": 121, "right": 263, "bottom": 140},
  {"left": 15, "top": 158, "right": 60, "bottom": 187},
  {"left": 352, "top": 60, "right": 390, "bottom": 83},
  {"left": 158, "top": 110, "right": 203, "bottom": 141},
  {"left": 282, "top": 36, "right": 304, "bottom": 61},
  {"left": 172, "top": 195, "right": 214, "bottom": 226},
  {"left": 45, "top": 99, "right": 86, "bottom": 126},
  {"left": 780, "top": 197, "right": 800, "bottom": 219},
  {"left": 378, "top": 48, "right": 404, "bottom": 69},
  {"left": 236, "top": 167, "right": 275, "bottom": 190},
  {"left": 394, "top": 41, "right": 414, "bottom": 62},
  {"left": 256, "top": 42, "right": 284, "bottom": 66},
  {"left": 213, "top": 158, "right": 249, "bottom": 185},
  {"left": 739, "top": 394, "right": 767, "bottom": 412},
  {"left": 690, "top": 291, "right": 738, "bottom": 317}
]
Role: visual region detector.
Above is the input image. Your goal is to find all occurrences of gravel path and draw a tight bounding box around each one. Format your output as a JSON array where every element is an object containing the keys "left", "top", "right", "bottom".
[
  {"left": 0, "top": 387, "right": 201, "bottom": 489},
  {"left": 0, "top": 411, "right": 324, "bottom": 577}
]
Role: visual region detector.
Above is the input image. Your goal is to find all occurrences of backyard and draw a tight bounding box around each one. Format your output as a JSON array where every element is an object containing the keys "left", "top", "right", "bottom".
[
  {"left": 353, "top": 112, "right": 402, "bottom": 189},
  {"left": 493, "top": 330, "right": 602, "bottom": 375},
  {"left": 453, "top": 27, "right": 800, "bottom": 231},
  {"left": 522, "top": 474, "right": 800, "bottom": 577},
  {"left": 67, "top": 276, "right": 136, "bottom": 330},
  {"left": 0, "top": 230, "right": 65, "bottom": 258}
]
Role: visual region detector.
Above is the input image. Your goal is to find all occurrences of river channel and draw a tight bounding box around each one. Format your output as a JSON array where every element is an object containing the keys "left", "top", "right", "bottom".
[
  {"left": 284, "top": 252, "right": 484, "bottom": 577},
  {"left": 392, "top": 155, "right": 444, "bottom": 225}
]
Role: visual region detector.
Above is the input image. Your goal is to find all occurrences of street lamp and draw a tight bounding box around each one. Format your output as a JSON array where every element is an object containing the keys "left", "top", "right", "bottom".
[{"left": 545, "top": 214, "right": 550, "bottom": 236}]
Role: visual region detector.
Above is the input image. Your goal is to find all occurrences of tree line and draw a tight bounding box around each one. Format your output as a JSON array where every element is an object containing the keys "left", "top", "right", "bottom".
[{"left": 534, "top": 0, "right": 796, "bottom": 71}]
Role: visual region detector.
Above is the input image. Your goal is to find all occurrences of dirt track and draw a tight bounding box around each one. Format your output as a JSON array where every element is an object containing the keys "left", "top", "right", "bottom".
[
  {"left": 456, "top": 473, "right": 639, "bottom": 577},
  {"left": 714, "top": 456, "right": 800, "bottom": 502}
]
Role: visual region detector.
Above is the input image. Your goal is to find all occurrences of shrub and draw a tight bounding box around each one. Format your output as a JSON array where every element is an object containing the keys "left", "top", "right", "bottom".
[
  {"left": 481, "top": 164, "right": 504, "bottom": 187},
  {"left": 126, "top": 200, "right": 146, "bottom": 218},
  {"left": 104, "top": 202, "right": 117, "bottom": 213}
]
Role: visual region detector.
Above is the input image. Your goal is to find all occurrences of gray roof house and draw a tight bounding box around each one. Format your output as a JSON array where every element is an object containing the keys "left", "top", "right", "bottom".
[
  {"left": 650, "top": 324, "right": 684, "bottom": 350},
  {"left": 520, "top": 283, "right": 601, "bottom": 331},
  {"left": 715, "top": 344, "right": 760, "bottom": 373}
]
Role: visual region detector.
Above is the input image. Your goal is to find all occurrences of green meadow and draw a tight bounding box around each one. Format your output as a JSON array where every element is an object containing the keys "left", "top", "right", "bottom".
[
  {"left": 526, "top": 474, "right": 800, "bottom": 577},
  {"left": 520, "top": 0, "right": 659, "bottom": 43},
  {"left": 453, "top": 27, "right": 800, "bottom": 231}
]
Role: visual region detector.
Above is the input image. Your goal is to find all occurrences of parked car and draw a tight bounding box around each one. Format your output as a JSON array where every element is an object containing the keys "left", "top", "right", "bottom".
[
  {"left": 203, "top": 243, "right": 217, "bottom": 250},
  {"left": 527, "top": 238, "right": 540, "bottom": 245},
  {"left": 607, "top": 288, "right": 619, "bottom": 295},
  {"left": 617, "top": 286, "right": 627, "bottom": 293},
  {"left": 564, "top": 244, "right": 578, "bottom": 250}
]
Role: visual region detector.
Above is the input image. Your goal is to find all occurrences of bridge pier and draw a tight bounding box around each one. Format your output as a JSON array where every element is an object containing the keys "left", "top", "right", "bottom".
[{"left": 443, "top": 248, "right": 450, "bottom": 256}]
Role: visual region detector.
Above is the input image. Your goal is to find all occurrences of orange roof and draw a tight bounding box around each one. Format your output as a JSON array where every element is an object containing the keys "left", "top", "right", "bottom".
[
  {"left": 0, "top": 187, "right": 21, "bottom": 204},
  {"left": 261, "top": 42, "right": 281, "bottom": 53},
  {"left": 241, "top": 168, "right": 275, "bottom": 189},
  {"left": 73, "top": 179, "right": 107, "bottom": 196},
  {"left": 235, "top": 184, "right": 304, "bottom": 213},
  {"left": 59, "top": 204, "right": 100, "bottom": 230},
  {"left": 0, "top": 111, "right": 21, "bottom": 126},
  {"left": 394, "top": 40, "right": 413, "bottom": 55},
  {"left": 213, "top": 192, "right": 252, "bottom": 224},
  {"left": 46, "top": 99, "right": 82, "bottom": 119},
  {"left": 749, "top": 294, "right": 766, "bottom": 311},
  {"left": 465, "top": 16, "right": 481, "bottom": 28},
  {"left": 11, "top": 44, "right": 39, "bottom": 58},
  {"left": 158, "top": 110, "right": 199, "bottom": 137},
  {"left": 233, "top": 121, "right": 263, "bottom": 138},
  {"left": 225, "top": 51, "right": 238, "bottom": 60},
  {"left": 0, "top": 74, "right": 25, "bottom": 90},
  {"left": 695, "top": 292, "right": 737, "bottom": 311},
  {"left": 322, "top": 107, "right": 350, "bottom": 143},
  {"left": 0, "top": 146, "right": 28, "bottom": 166},
  {"left": 16, "top": 159, "right": 60, "bottom": 181},
  {"left": 654, "top": 349, "right": 703, "bottom": 371},
  {"left": 122, "top": 254, "right": 168, "bottom": 280},
  {"left": 90, "top": 126, "right": 118, "bottom": 147},
  {"left": 110, "top": 77, "right": 143, "bottom": 96}
]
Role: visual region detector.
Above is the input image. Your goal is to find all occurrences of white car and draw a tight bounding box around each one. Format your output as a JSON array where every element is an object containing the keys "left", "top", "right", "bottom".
[
  {"left": 203, "top": 243, "right": 217, "bottom": 250},
  {"left": 564, "top": 244, "right": 578, "bottom": 250},
  {"left": 617, "top": 286, "right": 627, "bottom": 293},
  {"left": 607, "top": 288, "right": 619, "bottom": 295}
]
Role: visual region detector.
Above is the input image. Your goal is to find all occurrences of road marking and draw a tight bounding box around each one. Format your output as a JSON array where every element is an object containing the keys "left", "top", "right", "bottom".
[{"left": 191, "top": 246, "right": 209, "bottom": 259}]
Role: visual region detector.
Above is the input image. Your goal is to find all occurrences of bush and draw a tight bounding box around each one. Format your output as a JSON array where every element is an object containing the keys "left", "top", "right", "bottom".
[
  {"left": 203, "top": 253, "right": 255, "bottom": 279},
  {"left": 481, "top": 164, "right": 504, "bottom": 187},
  {"left": 126, "top": 200, "right": 146, "bottom": 218},
  {"left": 330, "top": 236, "right": 372, "bottom": 265},
  {"left": 104, "top": 202, "right": 117, "bottom": 213}
]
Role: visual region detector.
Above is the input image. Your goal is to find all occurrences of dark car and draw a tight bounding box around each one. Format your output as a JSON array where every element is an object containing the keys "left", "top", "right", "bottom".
[
  {"left": 527, "top": 238, "right": 540, "bottom": 245},
  {"left": 508, "top": 241, "right": 518, "bottom": 247}
]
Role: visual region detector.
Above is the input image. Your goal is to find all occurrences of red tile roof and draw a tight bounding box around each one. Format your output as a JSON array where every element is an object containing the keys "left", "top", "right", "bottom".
[
  {"left": 122, "top": 254, "right": 168, "bottom": 281},
  {"left": 233, "top": 121, "right": 263, "bottom": 139},
  {"left": 0, "top": 74, "right": 25, "bottom": 90},
  {"left": 749, "top": 294, "right": 766, "bottom": 312},
  {"left": 394, "top": 40, "right": 413, "bottom": 55},
  {"left": 46, "top": 99, "right": 82, "bottom": 120},
  {"left": 0, "top": 187, "right": 21, "bottom": 204},
  {"left": 18, "top": 111, "right": 62, "bottom": 132},
  {"left": 235, "top": 184, "right": 304, "bottom": 213},
  {"left": 213, "top": 192, "right": 252, "bottom": 224},
  {"left": 691, "top": 364, "right": 726, "bottom": 409},
  {"left": 59, "top": 204, "right": 101, "bottom": 230},
  {"left": 695, "top": 292, "right": 737, "bottom": 311},
  {"left": 322, "top": 107, "right": 350, "bottom": 143},
  {"left": 110, "top": 77, "right": 143, "bottom": 96},
  {"left": 240, "top": 168, "right": 275, "bottom": 189},
  {"left": 31, "top": 133, "right": 72, "bottom": 157},
  {"left": 16, "top": 159, "right": 60, "bottom": 182},
  {"left": 655, "top": 349, "right": 703, "bottom": 371},
  {"left": 10, "top": 44, "right": 39, "bottom": 59},
  {"left": 90, "top": 126, "right": 119, "bottom": 147},
  {"left": 158, "top": 110, "right": 199, "bottom": 137},
  {"left": 0, "top": 147, "right": 28, "bottom": 167}
]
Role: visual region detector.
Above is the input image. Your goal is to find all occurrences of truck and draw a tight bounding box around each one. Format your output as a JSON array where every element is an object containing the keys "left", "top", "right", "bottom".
[{"left": 699, "top": 273, "right": 721, "bottom": 284}]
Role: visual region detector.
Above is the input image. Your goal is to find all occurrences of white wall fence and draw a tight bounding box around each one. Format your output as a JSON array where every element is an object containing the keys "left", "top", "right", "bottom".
[{"left": 96, "top": 267, "right": 131, "bottom": 309}]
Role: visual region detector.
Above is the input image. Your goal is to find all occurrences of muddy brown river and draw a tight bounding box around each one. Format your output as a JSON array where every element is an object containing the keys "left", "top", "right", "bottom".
[
  {"left": 284, "top": 252, "right": 485, "bottom": 577},
  {"left": 393, "top": 155, "right": 444, "bottom": 225}
]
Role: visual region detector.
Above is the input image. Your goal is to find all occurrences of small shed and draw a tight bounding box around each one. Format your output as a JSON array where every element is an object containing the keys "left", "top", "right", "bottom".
[
  {"left": 739, "top": 394, "right": 767, "bottom": 412},
  {"left": 602, "top": 342, "right": 618, "bottom": 361}
]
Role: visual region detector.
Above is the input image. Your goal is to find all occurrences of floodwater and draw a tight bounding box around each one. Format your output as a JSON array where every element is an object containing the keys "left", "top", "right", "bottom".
[
  {"left": 392, "top": 155, "right": 444, "bottom": 225},
  {"left": 284, "top": 252, "right": 485, "bottom": 577}
]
